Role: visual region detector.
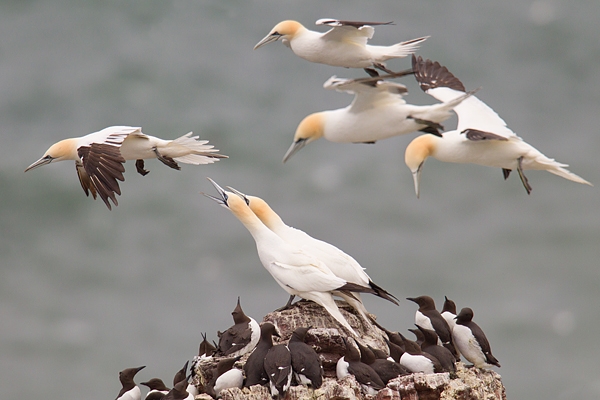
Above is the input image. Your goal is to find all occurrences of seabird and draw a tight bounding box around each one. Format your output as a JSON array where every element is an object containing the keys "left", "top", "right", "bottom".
[
  {"left": 225, "top": 187, "right": 398, "bottom": 320},
  {"left": 453, "top": 307, "right": 501, "bottom": 369},
  {"left": 282, "top": 72, "right": 476, "bottom": 162},
  {"left": 216, "top": 297, "right": 260, "bottom": 358},
  {"left": 244, "top": 322, "right": 279, "bottom": 388},
  {"left": 140, "top": 378, "right": 169, "bottom": 399},
  {"left": 254, "top": 18, "right": 427, "bottom": 75},
  {"left": 354, "top": 340, "right": 409, "bottom": 384},
  {"left": 415, "top": 325, "right": 457, "bottom": 374},
  {"left": 206, "top": 356, "right": 244, "bottom": 398},
  {"left": 264, "top": 342, "right": 293, "bottom": 398},
  {"left": 407, "top": 295, "right": 459, "bottom": 360},
  {"left": 204, "top": 178, "right": 378, "bottom": 335},
  {"left": 161, "top": 380, "right": 190, "bottom": 400},
  {"left": 398, "top": 333, "right": 441, "bottom": 374},
  {"left": 288, "top": 326, "right": 323, "bottom": 388},
  {"left": 405, "top": 55, "right": 592, "bottom": 197},
  {"left": 25, "top": 126, "right": 227, "bottom": 209},
  {"left": 115, "top": 366, "right": 146, "bottom": 400},
  {"left": 336, "top": 337, "right": 385, "bottom": 396},
  {"left": 440, "top": 296, "right": 461, "bottom": 359}
]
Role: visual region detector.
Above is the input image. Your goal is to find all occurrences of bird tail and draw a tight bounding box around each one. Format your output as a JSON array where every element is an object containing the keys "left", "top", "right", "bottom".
[
  {"left": 545, "top": 163, "right": 592, "bottom": 186},
  {"left": 369, "top": 280, "right": 400, "bottom": 305},
  {"left": 168, "top": 132, "right": 228, "bottom": 165},
  {"left": 372, "top": 36, "right": 429, "bottom": 61}
]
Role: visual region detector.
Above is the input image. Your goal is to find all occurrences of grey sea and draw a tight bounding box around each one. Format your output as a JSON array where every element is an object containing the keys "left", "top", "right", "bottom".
[{"left": 1, "top": 1, "right": 599, "bottom": 399}]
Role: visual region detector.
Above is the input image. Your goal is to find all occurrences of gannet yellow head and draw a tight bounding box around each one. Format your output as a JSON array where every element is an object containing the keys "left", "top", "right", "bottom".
[
  {"left": 254, "top": 20, "right": 304, "bottom": 49},
  {"left": 404, "top": 135, "right": 437, "bottom": 198},
  {"left": 224, "top": 186, "right": 285, "bottom": 231},
  {"left": 283, "top": 113, "right": 325, "bottom": 163},
  {"left": 204, "top": 178, "right": 257, "bottom": 225},
  {"left": 25, "top": 138, "right": 78, "bottom": 172}
]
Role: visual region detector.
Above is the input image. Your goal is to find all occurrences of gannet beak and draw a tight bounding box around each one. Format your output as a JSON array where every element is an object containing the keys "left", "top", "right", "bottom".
[
  {"left": 203, "top": 177, "right": 229, "bottom": 207},
  {"left": 412, "top": 163, "right": 424, "bottom": 199},
  {"left": 25, "top": 155, "right": 53, "bottom": 172},
  {"left": 226, "top": 186, "right": 250, "bottom": 206},
  {"left": 254, "top": 33, "right": 282, "bottom": 50},
  {"left": 282, "top": 138, "right": 308, "bottom": 163}
]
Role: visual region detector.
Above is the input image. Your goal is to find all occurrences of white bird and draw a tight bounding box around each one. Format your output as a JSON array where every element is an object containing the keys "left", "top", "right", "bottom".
[
  {"left": 25, "top": 126, "right": 227, "bottom": 209},
  {"left": 283, "top": 72, "right": 476, "bottom": 162},
  {"left": 254, "top": 18, "right": 428, "bottom": 75},
  {"left": 225, "top": 186, "right": 398, "bottom": 322},
  {"left": 203, "top": 178, "right": 379, "bottom": 335},
  {"left": 405, "top": 55, "right": 592, "bottom": 197}
]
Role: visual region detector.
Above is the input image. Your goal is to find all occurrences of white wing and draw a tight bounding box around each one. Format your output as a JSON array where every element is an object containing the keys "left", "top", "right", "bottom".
[{"left": 268, "top": 261, "right": 347, "bottom": 293}]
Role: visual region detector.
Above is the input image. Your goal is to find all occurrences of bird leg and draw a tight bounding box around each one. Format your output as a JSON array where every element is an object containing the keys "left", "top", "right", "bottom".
[
  {"left": 135, "top": 159, "right": 150, "bottom": 176},
  {"left": 411, "top": 117, "right": 444, "bottom": 137},
  {"left": 502, "top": 168, "right": 511, "bottom": 180},
  {"left": 274, "top": 295, "right": 296, "bottom": 312},
  {"left": 516, "top": 156, "right": 532, "bottom": 194},
  {"left": 373, "top": 63, "right": 396, "bottom": 75},
  {"left": 153, "top": 148, "right": 181, "bottom": 170},
  {"left": 363, "top": 68, "right": 380, "bottom": 77}
]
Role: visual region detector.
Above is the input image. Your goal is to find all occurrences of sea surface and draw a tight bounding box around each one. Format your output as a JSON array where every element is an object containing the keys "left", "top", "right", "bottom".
[{"left": 1, "top": 1, "right": 599, "bottom": 399}]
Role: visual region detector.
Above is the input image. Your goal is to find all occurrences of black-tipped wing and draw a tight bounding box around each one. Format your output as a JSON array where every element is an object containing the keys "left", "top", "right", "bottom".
[
  {"left": 412, "top": 55, "right": 466, "bottom": 92},
  {"left": 78, "top": 143, "right": 125, "bottom": 210},
  {"left": 463, "top": 128, "right": 509, "bottom": 141}
]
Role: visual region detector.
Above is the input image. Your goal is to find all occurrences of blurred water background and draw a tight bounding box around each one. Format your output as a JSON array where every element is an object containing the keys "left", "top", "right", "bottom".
[{"left": 1, "top": 1, "right": 599, "bottom": 399}]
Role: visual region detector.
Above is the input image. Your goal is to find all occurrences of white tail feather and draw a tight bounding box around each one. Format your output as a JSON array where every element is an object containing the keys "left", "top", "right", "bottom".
[{"left": 168, "top": 132, "right": 227, "bottom": 164}]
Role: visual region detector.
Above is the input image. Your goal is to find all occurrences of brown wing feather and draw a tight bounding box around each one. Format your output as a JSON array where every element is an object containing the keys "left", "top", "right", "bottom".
[
  {"left": 78, "top": 143, "right": 126, "bottom": 210},
  {"left": 412, "top": 55, "right": 466, "bottom": 92}
]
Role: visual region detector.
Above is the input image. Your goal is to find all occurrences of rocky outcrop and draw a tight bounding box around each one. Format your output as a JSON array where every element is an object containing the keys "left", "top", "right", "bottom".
[{"left": 191, "top": 300, "right": 506, "bottom": 400}]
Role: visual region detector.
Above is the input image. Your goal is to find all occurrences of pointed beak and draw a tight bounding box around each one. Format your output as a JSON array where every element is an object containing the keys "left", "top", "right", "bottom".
[
  {"left": 254, "top": 33, "right": 281, "bottom": 50},
  {"left": 25, "top": 155, "right": 53, "bottom": 172},
  {"left": 134, "top": 365, "right": 146, "bottom": 375},
  {"left": 406, "top": 297, "right": 418, "bottom": 304},
  {"left": 412, "top": 162, "right": 424, "bottom": 199},
  {"left": 282, "top": 138, "right": 308, "bottom": 163},
  {"left": 203, "top": 177, "right": 229, "bottom": 207},
  {"left": 226, "top": 186, "right": 250, "bottom": 205}
]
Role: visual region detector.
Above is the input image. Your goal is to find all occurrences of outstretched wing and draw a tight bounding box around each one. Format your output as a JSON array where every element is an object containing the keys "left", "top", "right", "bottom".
[{"left": 317, "top": 19, "right": 392, "bottom": 45}]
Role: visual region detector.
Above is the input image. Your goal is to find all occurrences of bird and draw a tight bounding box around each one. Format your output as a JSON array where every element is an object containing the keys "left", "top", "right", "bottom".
[
  {"left": 282, "top": 72, "right": 476, "bottom": 163},
  {"left": 336, "top": 337, "right": 385, "bottom": 396},
  {"left": 244, "top": 322, "right": 279, "bottom": 388},
  {"left": 204, "top": 178, "right": 380, "bottom": 335},
  {"left": 225, "top": 186, "right": 398, "bottom": 321},
  {"left": 415, "top": 325, "right": 457, "bottom": 374},
  {"left": 253, "top": 18, "right": 428, "bottom": 75},
  {"left": 453, "top": 307, "right": 501, "bottom": 369},
  {"left": 140, "top": 378, "right": 170, "bottom": 399},
  {"left": 398, "top": 333, "right": 441, "bottom": 374},
  {"left": 25, "top": 126, "right": 227, "bottom": 209},
  {"left": 115, "top": 366, "right": 146, "bottom": 400},
  {"left": 161, "top": 380, "right": 190, "bottom": 400},
  {"left": 264, "top": 342, "right": 293, "bottom": 398},
  {"left": 440, "top": 296, "right": 458, "bottom": 332},
  {"left": 405, "top": 55, "right": 592, "bottom": 197},
  {"left": 354, "top": 340, "right": 409, "bottom": 384},
  {"left": 288, "top": 326, "right": 323, "bottom": 388},
  {"left": 216, "top": 297, "right": 260, "bottom": 358},
  {"left": 207, "top": 356, "right": 244, "bottom": 398},
  {"left": 172, "top": 361, "right": 189, "bottom": 388},
  {"left": 407, "top": 295, "right": 459, "bottom": 360}
]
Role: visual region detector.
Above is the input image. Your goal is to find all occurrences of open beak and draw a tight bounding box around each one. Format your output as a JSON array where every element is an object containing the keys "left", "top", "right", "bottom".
[
  {"left": 254, "top": 33, "right": 281, "bottom": 50},
  {"left": 203, "top": 177, "right": 229, "bottom": 207},
  {"left": 25, "top": 155, "right": 53, "bottom": 172},
  {"left": 226, "top": 186, "right": 250, "bottom": 206},
  {"left": 282, "top": 138, "right": 308, "bottom": 163}
]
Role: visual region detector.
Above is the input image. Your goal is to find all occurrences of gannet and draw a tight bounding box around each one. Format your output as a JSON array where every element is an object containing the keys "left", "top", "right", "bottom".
[
  {"left": 115, "top": 366, "right": 145, "bottom": 400},
  {"left": 254, "top": 18, "right": 428, "bottom": 75},
  {"left": 453, "top": 307, "right": 501, "bottom": 369},
  {"left": 203, "top": 178, "right": 379, "bottom": 335},
  {"left": 405, "top": 55, "right": 592, "bottom": 197},
  {"left": 25, "top": 126, "right": 227, "bottom": 209},
  {"left": 283, "top": 72, "right": 476, "bottom": 162},
  {"left": 225, "top": 186, "right": 398, "bottom": 321}
]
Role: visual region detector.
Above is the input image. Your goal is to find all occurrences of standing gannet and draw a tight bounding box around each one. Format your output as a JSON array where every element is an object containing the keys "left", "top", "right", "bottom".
[
  {"left": 283, "top": 72, "right": 476, "bottom": 162},
  {"left": 225, "top": 186, "right": 398, "bottom": 322},
  {"left": 254, "top": 19, "right": 428, "bottom": 75},
  {"left": 405, "top": 55, "right": 592, "bottom": 197},
  {"left": 25, "top": 126, "right": 227, "bottom": 209},
  {"left": 203, "top": 178, "right": 378, "bottom": 335}
]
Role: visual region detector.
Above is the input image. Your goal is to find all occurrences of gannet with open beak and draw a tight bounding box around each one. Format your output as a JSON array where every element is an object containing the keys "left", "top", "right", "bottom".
[
  {"left": 25, "top": 126, "right": 227, "bottom": 209},
  {"left": 203, "top": 178, "right": 380, "bottom": 335},
  {"left": 254, "top": 18, "right": 428, "bottom": 75},
  {"left": 225, "top": 186, "right": 399, "bottom": 322},
  {"left": 283, "top": 71, "right": 476, "bottom": 162},
  {"left": 405, "top": 55, "right": 592, "bottom": 197}
]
